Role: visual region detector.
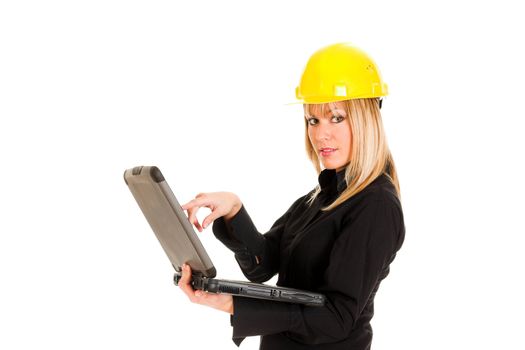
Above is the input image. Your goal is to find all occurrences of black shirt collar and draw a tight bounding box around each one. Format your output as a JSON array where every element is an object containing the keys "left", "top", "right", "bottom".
[{"left": 318, "top": 168, "right": 348, "bottom": 197}]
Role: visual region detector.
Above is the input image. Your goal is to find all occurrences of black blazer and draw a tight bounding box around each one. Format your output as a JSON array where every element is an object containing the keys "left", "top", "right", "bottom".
[{"left": 212, "top": 169, "right": 405, "bottom": 349}]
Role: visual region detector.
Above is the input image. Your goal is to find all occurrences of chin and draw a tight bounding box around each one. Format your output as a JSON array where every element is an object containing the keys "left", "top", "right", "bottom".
[
  {"left": 322, "top": 162, "right": 339, "bottom": 169},
  {"left": 322, "top": 161, "right": 347, "bottom": 171}
]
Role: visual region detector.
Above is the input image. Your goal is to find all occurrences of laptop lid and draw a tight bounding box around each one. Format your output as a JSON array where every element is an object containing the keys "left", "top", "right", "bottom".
[{"left": 124, "top": 165, "right": 216, "bottom": 278}]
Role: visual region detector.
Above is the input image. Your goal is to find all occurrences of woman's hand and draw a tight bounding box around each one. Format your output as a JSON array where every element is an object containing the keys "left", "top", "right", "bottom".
[
  {"left": 178, "top": 264, "right": 234, "bottom": 315},
  {"left": 181, "top": 192, "right": 242, "bottom": 232}
]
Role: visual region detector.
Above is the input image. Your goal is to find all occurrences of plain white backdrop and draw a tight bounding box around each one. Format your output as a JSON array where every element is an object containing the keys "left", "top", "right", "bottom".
[{"left": 1, "top": 1, "right": 524, "bottom": 349}]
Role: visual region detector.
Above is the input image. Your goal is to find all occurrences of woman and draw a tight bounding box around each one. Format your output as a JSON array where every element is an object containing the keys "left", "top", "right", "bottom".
[{"left": 179, "top": 43, "right": 405, "bottom": 349}]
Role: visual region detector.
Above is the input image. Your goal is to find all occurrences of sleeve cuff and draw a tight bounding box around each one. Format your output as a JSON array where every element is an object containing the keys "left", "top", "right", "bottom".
[
  {"left": 227, "top": 205, "right": 265, "bottom": 256},
  {"left": 212, "top": 215, "right": 246, "bottom": 253},
  {"left": 230, "top": 296, "right": 294, "bottom": 342}
]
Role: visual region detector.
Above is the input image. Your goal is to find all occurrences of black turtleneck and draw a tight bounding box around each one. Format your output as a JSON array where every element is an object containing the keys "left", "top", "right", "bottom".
[{"left": 212, "top": 169, "right": 405, "bottom": 350}]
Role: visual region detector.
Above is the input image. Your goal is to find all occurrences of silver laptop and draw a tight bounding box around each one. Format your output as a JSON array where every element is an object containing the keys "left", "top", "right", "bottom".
[{"left": 124, "top": 166, "right": 325, "bottom": 307}]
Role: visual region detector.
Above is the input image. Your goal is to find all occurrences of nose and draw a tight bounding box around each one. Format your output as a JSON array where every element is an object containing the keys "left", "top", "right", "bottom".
[{"left": 314, "top": 122, "right": 331, "bottom": 142}]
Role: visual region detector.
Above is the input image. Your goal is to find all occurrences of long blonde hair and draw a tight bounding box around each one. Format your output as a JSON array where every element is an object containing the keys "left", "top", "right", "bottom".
[{"left": 304, "top": 98, "right": 400, "bottom": 211}]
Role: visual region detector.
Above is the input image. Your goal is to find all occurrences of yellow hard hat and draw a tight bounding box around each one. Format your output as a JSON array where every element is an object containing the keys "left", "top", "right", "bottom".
[{"left": 296, "top": 43, "right": 388, "bottom": 104}]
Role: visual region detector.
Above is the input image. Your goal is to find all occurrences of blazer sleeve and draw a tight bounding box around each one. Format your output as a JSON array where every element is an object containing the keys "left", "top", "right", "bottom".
[
  {"left": 212, "top": 197, "right": 304, "bottom": 283},
  {"left": 229, "top": 192, "right": 405, "bottom": 346}
]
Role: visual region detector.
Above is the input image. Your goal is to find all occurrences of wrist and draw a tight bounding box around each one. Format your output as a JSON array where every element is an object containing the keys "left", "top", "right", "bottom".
[{"left": 224, "top": 198, "right": 242, "bottom": 221}]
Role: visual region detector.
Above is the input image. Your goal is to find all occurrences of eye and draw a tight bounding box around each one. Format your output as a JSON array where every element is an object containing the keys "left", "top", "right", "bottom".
[
  {"left": 306, "top": 117, "right": 318, "bottom": 126},
  {"left": 332, "top": 115, "right": 345, "bottom": 123}
]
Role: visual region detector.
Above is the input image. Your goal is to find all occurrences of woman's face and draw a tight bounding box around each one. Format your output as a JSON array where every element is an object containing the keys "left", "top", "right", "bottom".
[{"left": 305, "top": 102, "right": 352, "bottom": 172}]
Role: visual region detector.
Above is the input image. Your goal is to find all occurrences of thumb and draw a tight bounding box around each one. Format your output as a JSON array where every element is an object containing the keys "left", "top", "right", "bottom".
[{"left": 202, "top": 213, "right": 219, "bottom": 230}]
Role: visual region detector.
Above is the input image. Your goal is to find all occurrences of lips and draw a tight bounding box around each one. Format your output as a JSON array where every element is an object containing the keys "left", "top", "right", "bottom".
[{"left": 319, "top": 148, "right": 337, "bottom": 157}]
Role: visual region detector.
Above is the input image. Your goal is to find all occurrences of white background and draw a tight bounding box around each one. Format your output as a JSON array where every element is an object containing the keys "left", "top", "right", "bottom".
[{"left": 1, "top": 1, "right": 524, "bottom": 349}]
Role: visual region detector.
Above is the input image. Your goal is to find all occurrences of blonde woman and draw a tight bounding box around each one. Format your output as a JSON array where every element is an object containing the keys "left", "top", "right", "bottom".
[{"left": 179, "top": 43, "right": 405, "bottom": 350}]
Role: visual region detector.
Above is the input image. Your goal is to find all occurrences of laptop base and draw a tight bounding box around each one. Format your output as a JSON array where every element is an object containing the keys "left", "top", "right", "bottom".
[{"left": 174, "top": 273, "right": 325, "bottom": 307}]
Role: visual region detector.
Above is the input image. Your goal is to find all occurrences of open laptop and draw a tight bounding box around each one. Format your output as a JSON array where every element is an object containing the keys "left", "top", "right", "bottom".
[{"left": 124, "top": 165, "right": 325, "bottom": 307}]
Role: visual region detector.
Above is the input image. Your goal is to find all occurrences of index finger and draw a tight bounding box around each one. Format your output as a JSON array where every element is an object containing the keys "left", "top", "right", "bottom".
[
  {"left": 181, "top": 198, "right": 202, "bottom": 211},
  {"left": 181, "top": 196, "right": 212, "bottom": 211},
  {"left": 181, "top": 201, "right": 193, "bottom": 211}
]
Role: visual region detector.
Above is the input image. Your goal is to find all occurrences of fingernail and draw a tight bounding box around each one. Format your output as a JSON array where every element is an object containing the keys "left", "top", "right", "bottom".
[
  {"left": 195, "top": 291, "right": 202, "bottom": 297},
  {"left": 203, "top": 223, "right": 207, "bottom": 229}
]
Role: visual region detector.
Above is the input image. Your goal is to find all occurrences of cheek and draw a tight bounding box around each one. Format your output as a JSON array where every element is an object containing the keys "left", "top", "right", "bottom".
[{"left": 336, "top": 125, "right": 352, "bottom": 151}]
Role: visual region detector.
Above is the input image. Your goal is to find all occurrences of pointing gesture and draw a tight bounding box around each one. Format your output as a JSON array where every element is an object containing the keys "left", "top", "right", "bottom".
[{"left": 181, "top": 192, "right": 242, "bottom": 232}]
